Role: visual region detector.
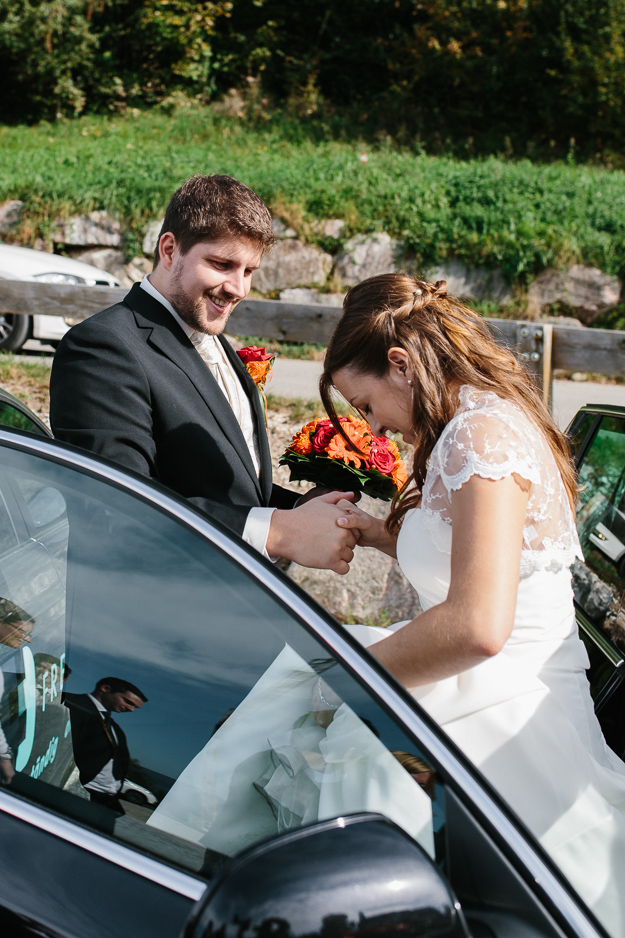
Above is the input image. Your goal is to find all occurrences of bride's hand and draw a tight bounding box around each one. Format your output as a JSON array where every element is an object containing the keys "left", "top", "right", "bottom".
[{"left": 336, "top": 499, "right": 398, "bottom": 557}]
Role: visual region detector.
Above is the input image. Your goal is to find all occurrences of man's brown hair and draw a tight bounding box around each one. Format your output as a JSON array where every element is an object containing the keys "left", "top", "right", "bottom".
[{"left": 153, "top": 174, "right": 275, "bottom": 265}]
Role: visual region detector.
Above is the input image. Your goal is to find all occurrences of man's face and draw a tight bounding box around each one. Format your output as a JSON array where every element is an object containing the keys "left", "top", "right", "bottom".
[
  {"left": 99, "top": 687, "right": 144, "bottom": 714},
  {"left": 0, "top": 619, "right": 32, "bottom": 650},
  {"left": 163, "top": 235, "right": 262, "bottom": 335}
]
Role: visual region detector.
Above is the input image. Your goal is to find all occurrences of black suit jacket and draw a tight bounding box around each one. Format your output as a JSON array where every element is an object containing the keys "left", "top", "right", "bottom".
[
  {"left": 50, "top": 283, "right": 298, "bottom": 536},
  {"left": 63, "top": 693, "right": 130, "bottom": 787}
]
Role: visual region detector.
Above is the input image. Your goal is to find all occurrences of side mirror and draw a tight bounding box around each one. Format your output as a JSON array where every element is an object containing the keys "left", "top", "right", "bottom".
[{"left": 185, "top": 813, "right": 468, "bottom": 938}]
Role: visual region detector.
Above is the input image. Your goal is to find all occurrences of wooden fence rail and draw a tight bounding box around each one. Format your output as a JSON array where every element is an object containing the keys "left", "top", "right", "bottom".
[{"left": 2, "top": 280, "right": 625, "bottom": 405}]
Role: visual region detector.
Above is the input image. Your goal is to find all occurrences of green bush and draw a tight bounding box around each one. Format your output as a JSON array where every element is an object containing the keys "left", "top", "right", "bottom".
[{"left": 3, "top": 110, "right": 625, "bottom": 282}]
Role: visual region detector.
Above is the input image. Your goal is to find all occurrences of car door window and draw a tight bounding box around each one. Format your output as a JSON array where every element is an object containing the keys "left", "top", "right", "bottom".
[
  {"left": 0, "top": 401, "right": 47, "bottom": 436},
  {"left": 575, "top": 415, "right": 625, "bottom": 652},
  {"left": 0, "top": 489, "right": 17, "bottom": 555},
  {"left": 0, "top": 445, "right": 442, "bottom": 883}
]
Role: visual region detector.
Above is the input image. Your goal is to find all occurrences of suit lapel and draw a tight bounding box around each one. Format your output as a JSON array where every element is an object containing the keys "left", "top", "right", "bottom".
[
  {"left": 126, "top": 286, "right": 264, "bottom": 499},
  {"left": 219, "top": 336, "right": 273, "bottom": 503}
]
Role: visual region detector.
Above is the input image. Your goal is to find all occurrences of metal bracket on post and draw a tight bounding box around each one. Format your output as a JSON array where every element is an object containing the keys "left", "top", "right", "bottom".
[{"left": 515, "top": 323, "right": 553, "bottom": 409}]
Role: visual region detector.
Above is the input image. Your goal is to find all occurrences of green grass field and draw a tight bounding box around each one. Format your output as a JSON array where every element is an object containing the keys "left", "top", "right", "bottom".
[{"left": 3, "top": 107, "right": 625, "bottom": 282}]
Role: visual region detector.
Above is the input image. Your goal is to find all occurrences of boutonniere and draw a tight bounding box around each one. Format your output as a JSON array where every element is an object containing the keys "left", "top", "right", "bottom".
[{"left": 236, "top": 345, "right": 275, "bottom": 426}]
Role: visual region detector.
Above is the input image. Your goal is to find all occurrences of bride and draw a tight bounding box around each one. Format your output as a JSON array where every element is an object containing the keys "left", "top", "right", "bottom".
[
  {"left": 321, "top": 274, "right": 625, "bottom": 936},
  {"left": 150, "top": 273, "right": 625, "bottom": 934}
]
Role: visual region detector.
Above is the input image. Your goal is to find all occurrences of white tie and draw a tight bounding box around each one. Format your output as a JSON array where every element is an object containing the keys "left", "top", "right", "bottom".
[{"left": 189, "top": 332, "right": 261, "bottom": 477}]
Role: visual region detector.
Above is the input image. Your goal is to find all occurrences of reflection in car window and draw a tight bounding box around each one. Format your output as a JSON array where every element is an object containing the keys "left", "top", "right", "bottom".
[
  {"left": 0, "top": 401, "right": 46, "bottom": 436},
  {"left": 0, "top": 447, "right": 442, "bottom": 882},
  {"left": 0, "top": 490, "right": 17, "bottom": 555},
  {"left": 575, "top": 416, "right": 625, "bottom": 655},
  {"left": 568, "top": 411, "right": 596, "bottom": 460},
  {"left": 13, "top": 476, "right": 67, "bottom": 530}
]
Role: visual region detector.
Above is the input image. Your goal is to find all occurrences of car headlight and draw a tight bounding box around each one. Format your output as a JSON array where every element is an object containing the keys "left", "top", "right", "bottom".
[{"left": 33, "top": 272, "right": 87, "bottom": 285}]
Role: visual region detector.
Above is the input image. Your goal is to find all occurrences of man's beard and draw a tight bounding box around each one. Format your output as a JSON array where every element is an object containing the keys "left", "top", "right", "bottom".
[{"left": 169, "top": 275, "right": 234, "bottom": 336}]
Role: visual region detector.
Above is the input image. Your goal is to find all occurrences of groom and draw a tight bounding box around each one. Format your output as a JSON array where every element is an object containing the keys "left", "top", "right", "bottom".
[{"left": 50, "top": 174, "right": 356, "bottom": 573}]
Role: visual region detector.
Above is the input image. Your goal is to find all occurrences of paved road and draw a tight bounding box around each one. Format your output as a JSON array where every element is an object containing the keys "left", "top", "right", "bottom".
[
  {"left": 268, "top": 357, "right": 625, "bottom": 430},
  {"left": 15, "top": 341, "right": 625, "bottom": 430}
]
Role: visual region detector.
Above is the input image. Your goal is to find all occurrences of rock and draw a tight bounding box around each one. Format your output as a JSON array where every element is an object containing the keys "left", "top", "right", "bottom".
[
  {"left": 53, "top": 211, "right": 122, "bottom": 247},
  {"left": 335, "top": 233, "right": 400, "bottom": 287},
  {"left": 571, "top": 372, "right": 588, "bottom": 382},
  {"left": 279, "top": 288, "right": 345, "bottom": 307},
  {"left": 0, "top": 200, "right": 23, "bottom": 234},
  {"left": 571, "top": 560, "right": 614, "bottom": 620},
  {"left": 125, "top": 256, "right": 152, "bottom": 283},
  {"left": 322, "top": 219, "right": 345, "bottom": 239},
  {"left": 253, "top": 240, "right": 333, "bottom": 294},
  {"left": 527, "top": 266, "right": 621, "bottom": 324},
  {"left": 272, "top": 217, "right": 297, "bottom": 239},
  {"left": 143, "top": 219, "right": 164, "bottom": 256},
  {"left": 69, "top": 248, "right": 128, "bottom": 284},
  {"left": 426, "top": 260, "right": 512, "bottom": 303},
  {"left": 33, "top": 238, "right": 53, "bottom": 253}
]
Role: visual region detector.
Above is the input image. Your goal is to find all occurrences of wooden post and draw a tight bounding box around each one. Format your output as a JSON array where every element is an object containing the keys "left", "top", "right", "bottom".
[{"left": 514, "top": 322, "right": 553, "bottom": 408}]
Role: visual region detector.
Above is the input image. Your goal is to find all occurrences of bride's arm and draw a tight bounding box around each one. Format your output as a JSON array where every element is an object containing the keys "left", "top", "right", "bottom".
[{"left": 369, "top": 472, "right": 531, "bottom": 688}]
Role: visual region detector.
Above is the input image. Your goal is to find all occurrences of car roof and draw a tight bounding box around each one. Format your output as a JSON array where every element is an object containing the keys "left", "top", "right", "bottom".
[{"left": 0, "top": 242, "right": 120, "bottom": 286}]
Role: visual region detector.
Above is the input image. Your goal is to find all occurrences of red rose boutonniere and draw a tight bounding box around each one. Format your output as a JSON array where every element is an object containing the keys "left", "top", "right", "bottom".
[{"left": 236, "top": 345, "right": 275, "bottom": 425}]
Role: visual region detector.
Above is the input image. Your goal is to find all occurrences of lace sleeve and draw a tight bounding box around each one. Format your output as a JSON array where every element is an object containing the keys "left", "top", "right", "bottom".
[
  {"left": 421, "top": 388, "right": 582, "bottom": 575},
  {"left": 435, "top": 407, "right": 542, "bottom": 495}
]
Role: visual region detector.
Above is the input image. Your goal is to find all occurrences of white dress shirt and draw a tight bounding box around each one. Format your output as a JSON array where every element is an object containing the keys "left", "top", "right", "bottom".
[
  {"left": 140, "top": 276, "right": 275, "bottom": 557},
  {"left": 84, "top": 694, "right": 120, "bottom": 795}
]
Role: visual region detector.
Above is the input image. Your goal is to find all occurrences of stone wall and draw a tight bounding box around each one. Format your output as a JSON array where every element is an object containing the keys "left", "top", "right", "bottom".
[{"left": 2, "top": 199, "right": 622, "bottom": 320}]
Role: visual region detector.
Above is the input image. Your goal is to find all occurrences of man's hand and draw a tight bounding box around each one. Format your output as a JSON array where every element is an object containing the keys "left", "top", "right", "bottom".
[{"left": 267, "top": 491, "right": 360, "bottom": 574}]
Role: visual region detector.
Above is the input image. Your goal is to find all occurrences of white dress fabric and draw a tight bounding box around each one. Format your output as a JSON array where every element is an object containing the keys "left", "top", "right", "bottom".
[
  {"left": 148, "top": 641, "right": 434, "bottom": 857},
  {"left": 149, "top": 385, "right": 625, "bottom": 935},
  {"left": 395, "top": 386, "right": 625, "bottom": 937}
]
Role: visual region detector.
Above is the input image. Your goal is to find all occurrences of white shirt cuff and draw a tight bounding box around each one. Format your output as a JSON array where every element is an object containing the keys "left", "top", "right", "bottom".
[{"left": 242, "top": 507, "right": 277, "bottom": 560}]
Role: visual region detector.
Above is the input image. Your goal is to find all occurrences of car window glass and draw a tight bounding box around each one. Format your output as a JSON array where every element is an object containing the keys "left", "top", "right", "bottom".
[
  {"left": 0, "top": 401, "right": 46, "bottom": 436},
  {"left": 13, "top": 475, "right": 67, "bottom": 530},
  {"left": 0, "top": 446, "right": 442, "bottom": 883},
  {"left": 575, "top": 415, "right": 625, "bottom": 656},
  {"left": 0, "top": 489, "right": 17, "bottom": 555},
  {"left": 568, "top": 411, "right": 596, "bottom": 460}
]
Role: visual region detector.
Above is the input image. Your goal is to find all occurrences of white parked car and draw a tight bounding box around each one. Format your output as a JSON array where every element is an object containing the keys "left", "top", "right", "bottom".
[
  {"left": 121, "top": 780, "right": 159, "bottom": 806},
  {"left": 0, "top": 242, "right": 120, "bottom": 351}
]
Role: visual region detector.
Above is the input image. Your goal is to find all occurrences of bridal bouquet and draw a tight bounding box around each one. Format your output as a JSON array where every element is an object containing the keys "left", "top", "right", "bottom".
[{"left": 280, "top": 415, "right": 408, "bottom": 500}]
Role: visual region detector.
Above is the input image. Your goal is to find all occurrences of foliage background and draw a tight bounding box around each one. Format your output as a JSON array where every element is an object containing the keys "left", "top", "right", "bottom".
[
  {"left": 2, "top": 0, "right": 625, "bottom": 159},
  {"left": 3, "top": 110, "right": 625, "bottom": 285}
]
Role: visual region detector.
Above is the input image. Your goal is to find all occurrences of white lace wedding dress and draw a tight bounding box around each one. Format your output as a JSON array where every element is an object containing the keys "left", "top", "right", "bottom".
[{"left": 394, "top": 386, "right": 625, "bottom": 936}]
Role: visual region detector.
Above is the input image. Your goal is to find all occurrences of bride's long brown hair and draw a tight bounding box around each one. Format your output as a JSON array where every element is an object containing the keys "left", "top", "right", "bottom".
[{"left": 320, "top": 274, "right": 577, "bottom": 536}]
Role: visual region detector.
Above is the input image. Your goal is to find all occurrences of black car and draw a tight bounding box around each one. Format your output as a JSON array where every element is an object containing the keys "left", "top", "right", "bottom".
[{"left": 0, "top": 399, "right": 621, "bottom": 938}]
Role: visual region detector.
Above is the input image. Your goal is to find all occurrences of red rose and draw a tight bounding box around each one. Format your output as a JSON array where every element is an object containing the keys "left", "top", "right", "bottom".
[
  {"left": 369, "top": 442, "right": 396, "bottom": 475},
  {"left": 237, "top": 345, "right": 273, "bottom": 365},
  {"left": 313, "top": 423, "right": 337, "bottom": 453}
]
